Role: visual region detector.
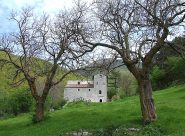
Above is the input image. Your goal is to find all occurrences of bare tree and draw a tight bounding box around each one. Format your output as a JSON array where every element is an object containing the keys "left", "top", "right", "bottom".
[
  {"left": 0, "top": 7, "right": 91, "bottom": 122},
  {"left": 77, "top": 0, "right": 185, "bottom": 123}
]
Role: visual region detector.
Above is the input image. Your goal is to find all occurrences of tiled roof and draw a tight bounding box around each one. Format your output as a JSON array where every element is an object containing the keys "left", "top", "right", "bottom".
[{"left": 65, "top": 84, "right": 94, "bottom": 88}]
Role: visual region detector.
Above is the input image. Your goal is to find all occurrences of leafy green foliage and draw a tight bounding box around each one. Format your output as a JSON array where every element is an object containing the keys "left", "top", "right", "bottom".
[
  {"left": 0, "top": 51, "right": 84, "bottom": 118},
  {"left": 0, "top": 89, "right": 33, "bottom": 117},
  {"left": 108, "top": 69, "right": 138, "bottom": 100},
  {"left": 166, "top": 57, "right": 185, "bottom": 82},
  {"left": 0, "top": 89, "right": 10, "bottom": 117},
  {"left": 151, "top": 36, "right": 185, "bottom": 90},
  {"left": 150, "top": 66, "right": 165, "bottom": 82},
  {"left": 9, "top": 89, "right": 33, "bottom": 115},
  {"left": 151, "top": 56, "right": 185, "bottom": 90},
  {"left": 107, "top": 87, "right": 117, "bottom": 100},
  {"left": 150, "top": 66, "right": 165, "bottom": 90},
  {"left": 60, "top": 99, "right": 67, "bottom": 108}
]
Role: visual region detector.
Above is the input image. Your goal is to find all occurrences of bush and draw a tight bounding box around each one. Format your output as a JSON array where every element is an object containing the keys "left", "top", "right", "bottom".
[
  {"left": 107, "top": 88, "right": 117, "bottom": 100},
  {"left": 47, "top": 98, "right": 67, "bottom": 110},
  {"left": 151, "top": 56, "right": 185, "bottom": 90},
  {"left": 119, "top": 91, "right": 125, "bottom": 99},
  {"left": 0, "top": 89, "right": 33, "bottom": 117},
  {"left": 64, "top": 99, "right": 92, "bottom": 109},
  {"left": 60, "top": 99, "right": 67, "bottom": 108},
  {"left": 166, "top": 57, "right": 185, "bottom": 82},
  {"left": 108, "top": 70, "right": 138, "bottom": 99},
  {"left": 150, "top": 66, "right": 165, "bottom": 82},
  {"left": 8, "top": 89, "right": 33, "bottom": 115},
  {"left": 0, "top": 90, "right": 10, "bottom": 118},
  {"left": 111, "top": 95, "right": 120, "bottom": 101},
  {"left": 150, "top": 66, "right": 165, "bottom": 90},
  {"left": 44, "top": 96, "right": 52, "bottom": 111}
]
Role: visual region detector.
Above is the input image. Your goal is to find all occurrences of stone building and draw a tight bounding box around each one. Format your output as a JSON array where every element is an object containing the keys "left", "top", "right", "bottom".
[{"left": 64, "top": 74, "right": 107, "bottom": 102}]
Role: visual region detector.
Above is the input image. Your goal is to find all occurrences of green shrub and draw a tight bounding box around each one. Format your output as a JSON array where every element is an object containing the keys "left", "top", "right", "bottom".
[
  {"left": 44, "top": 96, "right": 52, "bottom": 111},
  {"left": 8, "top": 89, "right": 33, "bottom": 115},
  {"left": 111, "top": 95, "right": 120, "bottom": 101},
  {"left": 150, "top": 66, "right": 165, "bottom": 82},
  {"left": 119, "top": 91, "right": 125, "bottom": 99},
  {"left": 64, "top": 99, "right": 92, "bottom": 109},
  {"left": 108, "top": 70, "right": 138, "bottom": 98},
  {"left": 151, "top": 56, "right": 185, "bottom": 90},
  {"left": 150, "top": 66, "right": 165, "bottom": 90},
  {"left": 60, "top": 99, "right": 67, "bottom": 108},
  {"left": 0, "top": 88, "right": 33, "bottom": 117},
  {"left": 107, "top": 88, "right": 117, "bottom": 100},
  {"left": 0, "top": 90, "right": 9, "bottom": 118},
  {"left": 166, "top": 57, "right": 185, "bottom": 82}
]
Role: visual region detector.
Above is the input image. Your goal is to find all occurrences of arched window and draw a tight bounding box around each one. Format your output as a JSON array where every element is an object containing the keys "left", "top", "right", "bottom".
[
  {"left": 100, "top": 99, "right": 102, "bottom": 102},
  {"left": 99, "top": 90, "right": 102, "bottom": 94},
  {"left": 78, "top": 81, "right": 80, "bottom": 85}
]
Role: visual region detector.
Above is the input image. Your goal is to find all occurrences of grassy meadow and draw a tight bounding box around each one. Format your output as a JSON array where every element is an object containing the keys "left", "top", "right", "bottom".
[{"left": 0, "top": 85, "right": 185, "bottom": 136}]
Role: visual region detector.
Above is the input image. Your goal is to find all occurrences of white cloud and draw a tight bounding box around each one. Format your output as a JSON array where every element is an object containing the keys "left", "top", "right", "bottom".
[
  {"left": 0, "top": 0, "right": 93, "bottom": 32},
  {"left": 42, "top": 0, "right": 75, "bottom": 13},
  {"left": 0, "top": 0, "right": 75, "bottom": 13},
  {"left": 14, "top": 0, "right": 38, "bottom": 8},
  {"left": 0, "top": 0, "right": 74, "bottom": 32},
  {"left": 0, "top": 0, "right": 37, "bottom": 10}
]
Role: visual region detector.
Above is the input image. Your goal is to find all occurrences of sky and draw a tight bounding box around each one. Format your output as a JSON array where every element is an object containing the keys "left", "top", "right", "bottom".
[
  {"left": 0, "top": 0, "right": 110, "bottom": 59},
  {"left": 0, "top": 0, "right": 183, "bottom": 37},
  {"left": 0, "top": 0, "right": 76, "bottom": 33}
]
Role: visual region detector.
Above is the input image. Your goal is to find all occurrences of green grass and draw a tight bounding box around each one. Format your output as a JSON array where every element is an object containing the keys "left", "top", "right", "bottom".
[{"left": 0, "top": 85, "right": 185, "bottom": 136}]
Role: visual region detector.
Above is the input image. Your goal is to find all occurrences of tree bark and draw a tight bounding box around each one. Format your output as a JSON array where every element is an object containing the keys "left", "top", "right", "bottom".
[
  {"left": 35, "top": 97, "right": 45, "bottom": 122},
  {"left": 138, "top": 79, "right": 157, "bottom": 124}
]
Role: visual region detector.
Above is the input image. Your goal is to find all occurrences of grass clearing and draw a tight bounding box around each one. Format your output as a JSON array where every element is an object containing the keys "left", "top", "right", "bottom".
[{"left": 0, "top": 85, "right": 185, "bottom": 136}]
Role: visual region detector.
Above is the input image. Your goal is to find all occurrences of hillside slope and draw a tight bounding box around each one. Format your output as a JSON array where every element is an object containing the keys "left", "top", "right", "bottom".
[
  {"left": 0, "top": 85, "right": 185, "bottom": 136},
  {"left": 0, "top": 52, "right": 82, "bottom": 103},
  {"left": 0, "top": 52, "right": 28, "bottom": 94}
]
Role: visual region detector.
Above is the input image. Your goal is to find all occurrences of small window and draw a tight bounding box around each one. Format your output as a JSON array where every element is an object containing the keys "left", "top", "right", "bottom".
[
  {"left": 100, "top": 75, "right": 102, "bottom": 78},
  {"left": 99, "top": 90, "right": 102, "bottom": 94},
  {"left": 78, "top": 89, "right": 80, "bottom": 91},
  {"left": 96, "top": 82, "right": 98, "bottom": 85},
  {"left": 78, "top": 81, "right": 80, "bottom": 85},
  {"left": 89, "top": 89, "right": 91, "bottom": 91},
  {"left": 100, "top": 99, "right": 102, "bottom": 102}
]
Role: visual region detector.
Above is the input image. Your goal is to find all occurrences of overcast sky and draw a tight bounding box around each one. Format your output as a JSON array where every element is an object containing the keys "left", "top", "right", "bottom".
[{"left": 0, "top": 0, "right": 77, "bottom": 33}]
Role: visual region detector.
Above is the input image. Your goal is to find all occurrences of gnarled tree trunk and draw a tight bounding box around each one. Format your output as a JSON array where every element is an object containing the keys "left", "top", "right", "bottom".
[
  {"left": 35, "top": 97, "right": 45, "bottom": 122},
  {"left": 138, "top": 79, "right": 157, "bottom": 124}
]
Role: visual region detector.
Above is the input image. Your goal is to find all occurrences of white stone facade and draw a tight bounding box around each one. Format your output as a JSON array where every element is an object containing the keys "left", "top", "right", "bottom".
[{"left": 64, "top": 74, "right": 107, "bottom": 102}]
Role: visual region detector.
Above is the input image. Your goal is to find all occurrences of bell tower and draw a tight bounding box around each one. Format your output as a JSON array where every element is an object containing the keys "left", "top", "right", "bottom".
[{"left": 94, "top": 74, "right": 107, "bottom": 102}]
